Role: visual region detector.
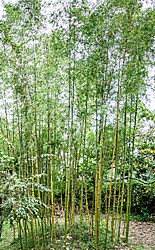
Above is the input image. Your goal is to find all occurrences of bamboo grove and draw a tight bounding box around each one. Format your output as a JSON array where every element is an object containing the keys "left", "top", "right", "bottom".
[{"left": 0, "top": 0, "right": 155, "bottom": 249}]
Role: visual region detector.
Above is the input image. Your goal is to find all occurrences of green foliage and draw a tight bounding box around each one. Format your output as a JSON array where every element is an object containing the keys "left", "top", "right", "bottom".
[
  {"left": 0, "top": 0, "right": 155, "bottom": 248},
  {"left": 7, "top": 219, "right": 114, "bottom": 250},
  {"left": 131, "top": 208, "right": 150, "bottom": 221},
  {"left": 0, "top": 169, "right": 50, "bottom": 237}
]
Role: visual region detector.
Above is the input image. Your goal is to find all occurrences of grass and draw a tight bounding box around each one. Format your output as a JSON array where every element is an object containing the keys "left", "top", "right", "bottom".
[
  {"left": 0, "top": 223, "right": 16, "bottom": 250},
  {"left": 0, "top": 219, "right": 115, "bottom": 250},
  {"left": 1, "top": 218, "right": 154, "bottom": 250}
]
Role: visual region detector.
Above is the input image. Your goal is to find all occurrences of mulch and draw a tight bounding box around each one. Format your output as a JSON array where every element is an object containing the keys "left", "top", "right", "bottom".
[{"left": 117, "top": 221, "right": 155, "bottom": 250}]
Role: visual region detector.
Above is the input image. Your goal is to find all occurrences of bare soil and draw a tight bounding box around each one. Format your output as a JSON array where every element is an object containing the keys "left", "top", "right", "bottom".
[{"left": 118, "top": 221, "right": 155, "bottom": 250}]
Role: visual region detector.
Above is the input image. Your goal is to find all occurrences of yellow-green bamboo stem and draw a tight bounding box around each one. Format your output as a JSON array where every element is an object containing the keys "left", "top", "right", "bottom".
[
  {"left": 126, "top": 95, "right": 138, "bottom": 242},
  {"left": 30, "top": 219, "right": 35, "bottom": 249},
  {"left": 50, "top": 145, "right": 57, "bottom": 247},
  {"left": 24, "top": 220, "right": 28, "bottom": 250},
  {"left": 18, "top": 220, "right": 23, "bottom": 250},
  {"left": 104, "top": 132, "right": 117, "bottom": 250},
  {"left": 85, "top": 184, "right": 91, "bottom": 227},
  {"left": 35, "top": 218, "right": 40, "bottom": 249},
  {"left": 64, "top": 157, "right": 69, "bottom": 249}
]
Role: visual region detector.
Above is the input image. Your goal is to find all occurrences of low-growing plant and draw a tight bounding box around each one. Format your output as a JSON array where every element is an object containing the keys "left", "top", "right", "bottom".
[
  {"left": 0, "top": 170, "right": 50, "bottom": 240},
  {"left": 9, "top": 218, "right": 115, "bottom": 250}
]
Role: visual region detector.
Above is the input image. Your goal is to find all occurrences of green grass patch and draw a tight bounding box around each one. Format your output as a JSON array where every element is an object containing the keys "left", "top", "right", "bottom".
[
  {"left": 0, "top": 219, "right": 115, "bottom": 250},
  {"left": 0, "top": 223, "right": 17, "bottom": 250}
]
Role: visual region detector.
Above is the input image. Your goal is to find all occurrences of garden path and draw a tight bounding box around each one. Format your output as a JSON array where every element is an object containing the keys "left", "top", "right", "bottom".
[{"left": 118, "top": 221, "right": 155, "bottom": 250}]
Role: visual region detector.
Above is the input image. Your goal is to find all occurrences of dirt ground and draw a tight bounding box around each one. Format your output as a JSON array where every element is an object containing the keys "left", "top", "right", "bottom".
[{"left": 117, "top": 221, "right": 155, "bottom": 250}]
